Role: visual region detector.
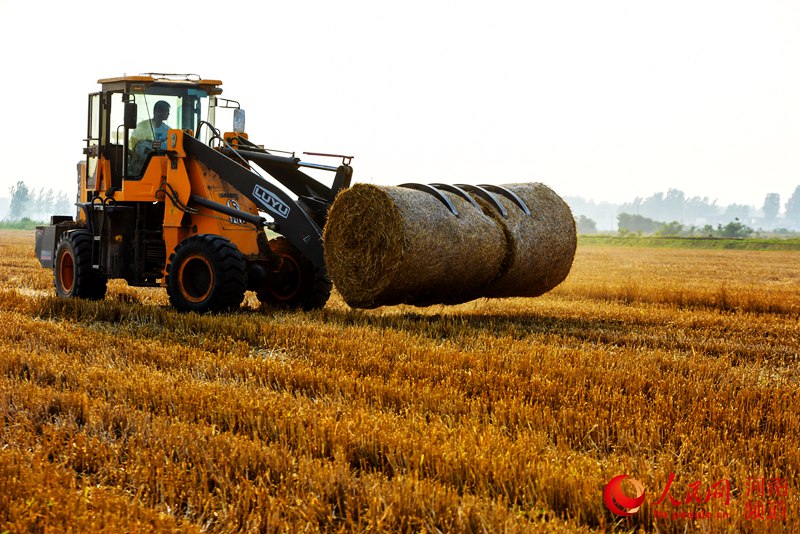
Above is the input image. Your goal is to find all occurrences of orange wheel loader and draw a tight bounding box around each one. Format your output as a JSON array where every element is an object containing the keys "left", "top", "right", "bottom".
[
  {"left": 34, "top": 73, "right": 543, "bottom": 313},
  {"left": 34, "top": 73, "right": 353, "bottom": 312}
]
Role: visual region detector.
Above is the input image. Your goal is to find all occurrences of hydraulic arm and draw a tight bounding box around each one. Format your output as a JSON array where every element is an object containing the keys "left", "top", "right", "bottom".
[{"left": 179, "top": 133, "right": 353, "bottom": 273}]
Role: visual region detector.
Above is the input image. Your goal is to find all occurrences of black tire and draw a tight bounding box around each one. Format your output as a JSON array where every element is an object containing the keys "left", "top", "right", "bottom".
[
  {"left": 165, "top": 234, "right": 247, "bottom": 313},
  {"left": 54, "top": 230, "right": 108, "bottom": 300},
  {"left": 256, "top": 237, "right": 331, "bottom": 310}
]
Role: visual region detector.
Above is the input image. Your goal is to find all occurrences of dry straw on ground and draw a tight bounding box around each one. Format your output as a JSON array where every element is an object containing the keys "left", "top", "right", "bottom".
[
  {"left": 482, "top": 182, "right": 577, "bottom": 298},
  {"left": 323, "top": 184, "right": 505, "bottom": 308},
  {"left": 1, "top": 229, "right": 799, "bottom": 532}
]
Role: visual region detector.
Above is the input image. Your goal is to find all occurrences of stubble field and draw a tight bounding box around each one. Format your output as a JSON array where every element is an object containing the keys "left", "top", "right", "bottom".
[{"left": 0, "top": 229, "right": 798, "bottom": 532}]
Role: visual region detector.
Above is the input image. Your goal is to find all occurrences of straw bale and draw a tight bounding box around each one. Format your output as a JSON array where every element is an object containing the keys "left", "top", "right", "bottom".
[
  {"left": 323, "top": 183, "right": 505, "bottom": 308},
  {"left": 482, "top": 182, "right": 576, "bottom": 297}
]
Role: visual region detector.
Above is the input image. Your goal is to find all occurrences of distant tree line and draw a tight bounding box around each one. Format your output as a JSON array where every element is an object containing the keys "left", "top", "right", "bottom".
[
  {"left": 570, "top": 185, "right": 800, "bottom": 233},
  {"left": 7, "top": 181, "right": 73, "bottom": 222},
  {"left": 575, "top": 215, "right": 597, "bottom": 234},
  {"left": 619, "top": 187, "right": 800, "bottom": 228},
  {"left": 617, "top": 213, "right": 754, "bottom": 238}
]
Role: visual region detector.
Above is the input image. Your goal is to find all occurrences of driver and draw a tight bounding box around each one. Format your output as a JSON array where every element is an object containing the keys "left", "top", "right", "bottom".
[{"left": 129, "top": 100, "right": 172, "bottom": 174}]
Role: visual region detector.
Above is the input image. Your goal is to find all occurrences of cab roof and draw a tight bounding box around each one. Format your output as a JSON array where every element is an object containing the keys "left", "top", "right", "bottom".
[{"left": 97, "top": 73, "right": 223, "bottom": 94}]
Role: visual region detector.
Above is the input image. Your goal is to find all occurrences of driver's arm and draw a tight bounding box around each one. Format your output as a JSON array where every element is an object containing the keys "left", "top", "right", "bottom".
[{"left": 129, "top": 121, "right": 151, "bottom": 154}]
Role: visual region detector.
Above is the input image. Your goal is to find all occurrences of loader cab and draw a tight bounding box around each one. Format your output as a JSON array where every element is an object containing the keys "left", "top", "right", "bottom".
[{"left": 83, "top": 74, "right": 223, "bottom": 196}]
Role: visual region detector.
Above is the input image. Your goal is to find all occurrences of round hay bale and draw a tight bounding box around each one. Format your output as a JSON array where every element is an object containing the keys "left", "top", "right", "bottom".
[
  {"left": 481, "top": 182, "right": 576, "bottom": 297},
  {"left": 323, "top": 183, "right": 506, "bottom": 308}
]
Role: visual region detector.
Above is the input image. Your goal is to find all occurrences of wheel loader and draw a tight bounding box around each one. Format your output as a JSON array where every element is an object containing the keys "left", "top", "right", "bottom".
[
  {"left": 35, "top": 73, "right": 565, "bottom": 313},
  {"left": 35, "top": 73, "right": 354, "bottom": 312}
]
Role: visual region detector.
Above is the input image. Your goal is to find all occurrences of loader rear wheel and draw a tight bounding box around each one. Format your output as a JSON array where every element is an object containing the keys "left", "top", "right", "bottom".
[
  {"left": 54, "top": 230, "right": 107, "bottom": 300},
  {"left": 257, "top": 237, "right": 331, "bottom": 310},
  {"left": 166, "top": 235, "right": 247, "bottom": 313}
]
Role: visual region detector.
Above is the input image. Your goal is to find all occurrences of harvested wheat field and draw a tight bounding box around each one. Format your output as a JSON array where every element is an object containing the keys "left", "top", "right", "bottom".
[{"left": 0, "top": 229, "right": 798, "bottom": 532}]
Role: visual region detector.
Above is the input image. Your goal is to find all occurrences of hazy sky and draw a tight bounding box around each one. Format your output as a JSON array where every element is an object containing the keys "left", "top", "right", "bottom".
[{"left": 1, "top": 0, "right": 799, "bottom": 208}]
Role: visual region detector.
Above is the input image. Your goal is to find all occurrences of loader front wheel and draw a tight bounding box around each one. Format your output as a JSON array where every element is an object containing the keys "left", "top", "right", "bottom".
[
  {"left": 257, "top": 237, "right": 331, "bottom": 310},
  {"left": 54, "top": 230, "right": 108, "bottom": 300},
  {"left": 166, "top": 235, "right": 247, "bottom": 313}
]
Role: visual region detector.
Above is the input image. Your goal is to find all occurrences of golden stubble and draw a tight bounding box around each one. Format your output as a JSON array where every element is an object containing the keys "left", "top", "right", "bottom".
[{"left": 0, "top": 230, "right": 798, "bottom": 532}]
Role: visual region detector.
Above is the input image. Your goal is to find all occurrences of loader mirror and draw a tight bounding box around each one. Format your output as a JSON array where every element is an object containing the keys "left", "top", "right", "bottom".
[
  {"left": 233, "top": 108, "right": 245, "bottom": 133},
  {"left": 124, "top": 102, "right": 138, "bottom": 130}
]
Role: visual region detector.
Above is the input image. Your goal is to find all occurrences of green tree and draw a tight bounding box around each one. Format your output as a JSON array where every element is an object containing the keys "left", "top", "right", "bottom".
[
  {"left": 717, "top": 218, "right": 753, "bottom": 238},
  {"left": 762, "top": 193, "right": 780, "bottom": 222},
  {"left": 34, "top": 187, "right": 55, "bottom": 218},
  {"left": 575, "top": 215, "right": 597, "bottom": 234},
  {"left": 617, "top": 213, "right": 661, "bottom": 234},
  {"left": 8, "top": 181, "right": 30, "bottom": 220},
  {"left": 656, "top": 221, "right": 684, "bottom": 236},
  {"left": 724, "top": 203, "right": 750, "bottom": 220},
  {"left": 54, "top": 191, "right": 74, "bottom": 215},
  {"left": 786, "top": 186, "right": 800, "bottom": 228}
]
